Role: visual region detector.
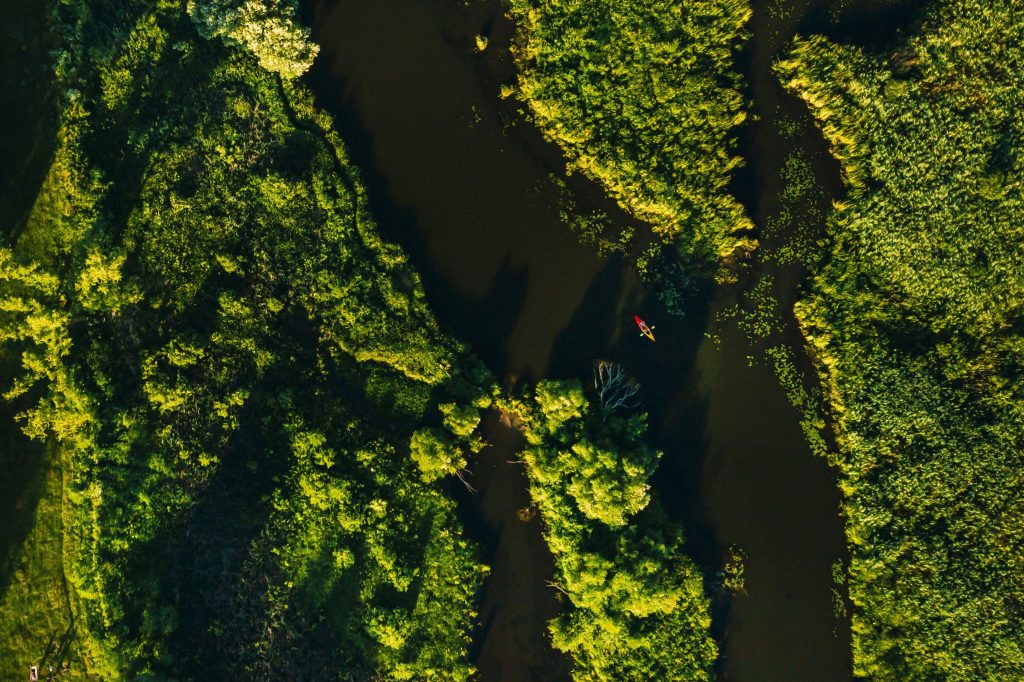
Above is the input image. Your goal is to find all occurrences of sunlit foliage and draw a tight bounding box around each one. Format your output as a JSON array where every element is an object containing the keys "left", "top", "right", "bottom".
[
  {"left": 506, "top": 379, "right": 716, "bottom": 680},
  {"left": 506, "top": 0, "right": 754, "bottom": 277},
  {"left": 0, "top": 1, "right": 485, "bottom": 677},
  {"left": 779, "top": 1, "right": 1024, "bottom": 678},
  {"left": 188, "top": 0, "right": 318, "bottom": 77}
]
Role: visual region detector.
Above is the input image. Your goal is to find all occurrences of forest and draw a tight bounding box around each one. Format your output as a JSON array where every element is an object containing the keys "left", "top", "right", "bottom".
[
  {"left": 778, "top": 0, "right": 1024, "bottom": 677},
  {"left": 1, "top": 0, "right": 721, "bottom": 678},
  {"left": 0, "top": 0, "right": 491, "bottom": 677},
  {"left": 2, "top": 0, "right": 1022, "bottom": 679}
]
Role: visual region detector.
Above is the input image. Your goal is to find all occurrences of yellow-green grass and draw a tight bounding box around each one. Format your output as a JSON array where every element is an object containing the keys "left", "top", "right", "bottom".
[{"left": 0, "top": 428, "right": 90, "bottom": 679}]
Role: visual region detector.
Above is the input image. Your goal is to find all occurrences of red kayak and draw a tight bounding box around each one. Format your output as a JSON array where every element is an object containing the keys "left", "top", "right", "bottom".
[{"left": 634, "top": 315, "right": 656, "bottom": 342}]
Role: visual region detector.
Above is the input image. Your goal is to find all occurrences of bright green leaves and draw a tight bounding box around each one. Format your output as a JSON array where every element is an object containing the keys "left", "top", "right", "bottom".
[
  {"left": 76, "top": 251, "right": 142, "bottom": 313},
  {"left": 780, "top": 1, "right": 1024, "bottom": 678},
  {"left": 525, "top": 380, "right": 657, "bottom": 527},
  {"left": 409, "top": 427, "right": 460, "bottom": 484},
  {"left": 512, "top": 379, "right": 714, "bottom": 680},
  {"left": 548, "top": 525, "right": 714, "bottom": 681},
  {"left": 507, "top": 0, "right": 753, "bottom": 274},
  {"left": 249, "top": 417, "right": 484, "bottom": 680},
  {"left": 188, "top": 0, "right": 318, "bottom": 78},
  {"left": 439, "top": 401, "right": 481, "bottom": 439},
  {"left": 531, "top": 378, "right": 587, "bottom": 437},
  {"left": 410, "top": 401, "right": 485, "bottom": 484},
  {"left": 565, "top": 440, "right": 652, "bottom": 527},
  {"left": 0, "top": 249, "right": 89, "bottom": 446}
]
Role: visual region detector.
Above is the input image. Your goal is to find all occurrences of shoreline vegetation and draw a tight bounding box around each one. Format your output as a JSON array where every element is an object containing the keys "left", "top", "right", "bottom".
[
  {"left": 504, "top": 0, "right": 755, "bottom": 311},
  {"left": 4, "top": 0, "right": 1021, "bottom": 679},
  {"left": 780, "top": 0, "right": 1024, "bottom": 677},
  {"left": 1, "top": 1, "right": 727, "bottom": 678}
]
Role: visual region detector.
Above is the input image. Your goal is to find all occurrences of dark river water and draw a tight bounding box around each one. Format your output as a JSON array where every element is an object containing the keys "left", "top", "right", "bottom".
[
  {"left": 0, "top": 0, "right": 57, "bottom": 240},
  {"left": 305, "top": 0, "right": 854, "bottom": 679}
]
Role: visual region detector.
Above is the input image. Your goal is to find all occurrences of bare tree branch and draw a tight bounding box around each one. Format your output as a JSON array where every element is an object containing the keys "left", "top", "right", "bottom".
[
  {"left": 593, "top": 360, "right": 641, "bottom": 414},
  {"left": 454, "top": 468, "right": 477, "bottom": 493}
]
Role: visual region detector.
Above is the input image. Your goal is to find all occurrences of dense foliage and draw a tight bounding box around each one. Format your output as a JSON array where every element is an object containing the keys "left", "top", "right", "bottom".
[
  {"left": 506, "top": 0, "right": 754, "bottom": 276},
  {"left": 188, "top": 0, "right": 317, "bottom": 78},
  {"left": 778, "top": 1, "right": 1024, "bottom": 678},
  {"left": 0, "top": 0, "right": 489, "bottom": 677},
  {"left": 503, "top": 378, "right": 716, "bottom": 680}
]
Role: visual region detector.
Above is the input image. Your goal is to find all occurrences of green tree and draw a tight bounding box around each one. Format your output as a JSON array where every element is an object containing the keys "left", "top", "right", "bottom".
[
  {"left": 565, "top": 439, "right": 653, "bottom": 527},
  {"left": 512, "top": 378, "right": 715, "bottom": 680},
  {"left": 189, "top": 0, "right": 318, "bottom": 77},
  {"left": 439, "top": 401, "right": 480, "bottom": 440},
  {"left": 409, "top": 427, "right": 461, "bottom": 484}
]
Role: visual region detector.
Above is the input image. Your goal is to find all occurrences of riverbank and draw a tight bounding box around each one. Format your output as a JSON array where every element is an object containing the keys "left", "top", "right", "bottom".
[{"left": 305, "top": 0, "right": 853, "bottom": 679}]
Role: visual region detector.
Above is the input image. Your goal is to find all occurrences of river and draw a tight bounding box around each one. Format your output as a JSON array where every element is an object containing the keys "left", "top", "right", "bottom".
[{"left": 305, "top": 0, "right": 853, "bottom": 679}]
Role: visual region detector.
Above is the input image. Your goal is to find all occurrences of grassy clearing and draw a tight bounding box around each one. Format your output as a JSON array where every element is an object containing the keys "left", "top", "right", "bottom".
[{"left": 0, "top": 439, "right": 90, "bottom": 679}]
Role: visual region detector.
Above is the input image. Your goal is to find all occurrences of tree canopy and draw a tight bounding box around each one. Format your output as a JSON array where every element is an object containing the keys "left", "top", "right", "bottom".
[
  {"left": 504, "top": 379, "right": 716, "bottom": 680},
  {"left": 779, "top": 0, "right": 1024, "bottom": 677},
  {"left": 188, "top": 0, "right": 318, "bottom": 78},
  {"left": 0, "top": 1, "right": 487, "bottom": 677},
  {"left": 506, "top": 0, "right": 754, "bottom": 283}
]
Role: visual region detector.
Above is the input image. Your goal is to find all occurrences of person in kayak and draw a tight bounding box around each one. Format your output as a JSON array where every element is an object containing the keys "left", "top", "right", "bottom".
[{"left": 634, "top": 314, "right": 656, "bottom": 341}]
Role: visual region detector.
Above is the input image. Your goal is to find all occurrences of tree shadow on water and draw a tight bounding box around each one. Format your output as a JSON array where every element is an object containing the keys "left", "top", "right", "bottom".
[
  {"left": 454, "top": 413, "right": 572, "bottom": 682},
  {"left": 804, "top": 0, "right": 936, "bottom": 52},
  {"left": 458, "top": 256, "right": 530, "bottom": 378},
  {"left": 545, "top": 261, "right": 718, "bottom": 567},
  {"left": 633, "top": 290, "right": 731, "bottom": 671},
  {"left": 632, "top": 286, "right": 718, "bottom": 564},
  {"left": 546, "top": 256, "right": 637, "bottom": 382}
]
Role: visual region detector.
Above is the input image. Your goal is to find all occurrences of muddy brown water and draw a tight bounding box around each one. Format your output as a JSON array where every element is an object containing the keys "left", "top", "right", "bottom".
[{"left": 305, "top": 0, "right": 856, "bottom": 680}]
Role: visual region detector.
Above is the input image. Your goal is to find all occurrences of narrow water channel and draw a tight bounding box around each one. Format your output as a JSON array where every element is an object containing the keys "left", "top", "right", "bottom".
[
  {"left": 305, "top": 2, "right": 627, "bottom": 677},
  {"left": 705, "top": 0, "right": 853, "bottom": 678},
  {"left": 305, "top": 0, "right": 852, "bottom": 679}
]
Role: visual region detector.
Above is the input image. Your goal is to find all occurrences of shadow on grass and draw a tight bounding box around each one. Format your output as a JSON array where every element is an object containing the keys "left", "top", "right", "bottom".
[{"left": 0, "top": 400, "right": 47, "bottom": 605}]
